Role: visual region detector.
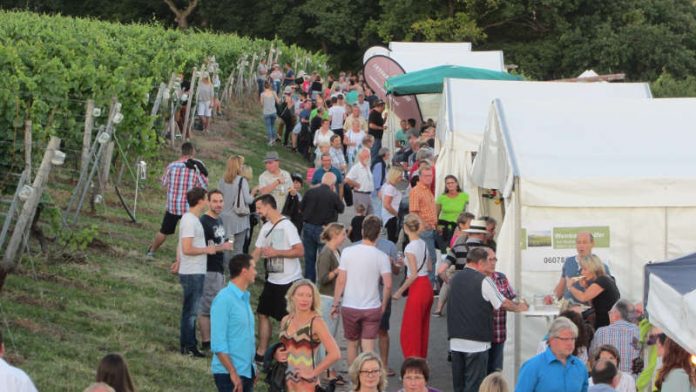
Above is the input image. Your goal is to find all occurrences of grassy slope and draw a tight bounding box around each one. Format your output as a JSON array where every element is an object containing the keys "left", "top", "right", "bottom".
[{"left": 1, "top": 99, "right": 309, "bottom": 391}]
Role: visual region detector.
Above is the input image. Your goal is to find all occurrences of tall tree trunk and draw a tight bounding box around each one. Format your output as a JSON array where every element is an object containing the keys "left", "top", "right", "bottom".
[{"left": 163, "top": 0, "right": 199, "bottom": 29}]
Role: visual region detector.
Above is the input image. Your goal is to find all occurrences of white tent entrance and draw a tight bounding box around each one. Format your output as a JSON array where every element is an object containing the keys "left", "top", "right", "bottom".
[{"left": 470, "top": 97, "right": 696, "bottom": 381}]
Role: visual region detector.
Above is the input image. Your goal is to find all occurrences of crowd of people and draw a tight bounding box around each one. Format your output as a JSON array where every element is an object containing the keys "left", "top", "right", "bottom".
[
  {"left": 4, "top": 66, "right": 695, "bottom": 392},
  {"left": 131, "top": 98, "right": 696, "bottom": 392},
  {"left": 136, "top": 63, "right": 696, "bottom": 392}
]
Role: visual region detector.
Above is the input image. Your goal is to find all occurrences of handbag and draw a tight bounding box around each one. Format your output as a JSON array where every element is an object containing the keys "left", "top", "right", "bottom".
[
  {"left": 266, "top": 360, "right": 287, "bottom": 392},
  {"left": 309, "top": 317, "right": 336, "bottom": 392},
  {"left": 233, "top": 177, "right": 250, "bottom": 216},
  {"left": 402, "top": 248, "right": 427, "bottom": 297}
]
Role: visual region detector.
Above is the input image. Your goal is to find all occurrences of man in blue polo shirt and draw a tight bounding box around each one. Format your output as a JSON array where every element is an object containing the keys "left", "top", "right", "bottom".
[
  {"left": 210, "top": 254, "right": 257, "bottom": 392},
  {"left": 312, "top": 153, "right": 344, "bottom": 196},
  {"left": 515, "top": 316, "right": 589, "bottom": 392},
  {"left": 553, "top": 232, "right": 611, "bottom": 303}
]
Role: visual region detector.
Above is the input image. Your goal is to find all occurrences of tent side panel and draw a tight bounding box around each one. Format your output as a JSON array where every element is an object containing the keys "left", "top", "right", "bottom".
[{"left": 503, "top": 205, "right": 668, "bottom": 372}]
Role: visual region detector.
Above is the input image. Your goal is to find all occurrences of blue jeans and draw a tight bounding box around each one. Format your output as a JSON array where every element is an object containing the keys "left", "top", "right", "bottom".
[
  {"left": 487, "top": 342, "right": 504, "bottom": 374},
  {"left": 451, "top": 350, "right": 488, "bottom": 392},
  {"left": 257, "top": 78, "right": 265, "bottom": 95},
  {"left": 264, "top": 114, "right": 277, "bottom": 142},
  {"left": 420, "top": 229, "right": 438, "bottom": 284},
  {"left": 179, "top": 274, "right": 205, "bottom": 350},
  {"left": 302, "top": 223, "right": 323, "bottom": 282},
  {"left": 213, "top": 373, "right": 254, "bottom": 392},
  {"left": 370, "top": 137, "right": 382, "bottom": 160},
  {"left": 273, "top": 80, "right": 281, "bottom": 95}
]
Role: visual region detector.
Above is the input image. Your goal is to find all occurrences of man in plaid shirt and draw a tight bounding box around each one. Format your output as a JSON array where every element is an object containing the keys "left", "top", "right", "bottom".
[
  {"left": 147, "top": 142, "right": 208, "bottom": 257},
  {"left": 486, "top": 248, "right": 528, "bottom": 374},
  {"left": 589, "top": 298, "right": 640, "bottom": 374}
]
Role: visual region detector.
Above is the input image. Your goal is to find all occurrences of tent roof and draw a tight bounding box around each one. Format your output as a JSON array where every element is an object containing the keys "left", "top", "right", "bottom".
[
  {"left": 437, "top": 78, "right": 652, "bottom": 151},
  {"left": 471, "top": 98, "right": 696, "bottom": 207},
  {"left": 645, "top": 253, "right": 696, "bottom": 355},
  {"left": 389, "top": 50, "right": 505, "bottom": 72},
  {"left": 388, "top": 41, "right": 472, "bottom": 52},
  {"left": 385, "top": 65, "right": 522, "bottom": 96},
  {"left": 645, "top": 253, "right": 696, "bottom": 305}
]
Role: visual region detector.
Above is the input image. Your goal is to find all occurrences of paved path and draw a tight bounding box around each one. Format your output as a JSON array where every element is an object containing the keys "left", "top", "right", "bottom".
[{"left": 326, "top": 206, "right": 453, "bottom": 392}]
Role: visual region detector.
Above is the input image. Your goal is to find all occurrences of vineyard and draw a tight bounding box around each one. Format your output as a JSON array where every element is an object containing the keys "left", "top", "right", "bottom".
[
  {"left": 0, "top": 10, "right": 327, "bottom": 176},
  {"left": 0, "top": 11, "right": 326, "bottom": 390}
]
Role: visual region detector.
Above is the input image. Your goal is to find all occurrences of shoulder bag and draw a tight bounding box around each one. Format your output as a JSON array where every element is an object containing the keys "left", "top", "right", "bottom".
[
  {"left": 309, "top": 317, "right": 336, "bottom": 392},
  {"left": 402, "top": 247, "right": 427, "bottom": 297},
  {"left": 233, "top": 177, "right": 250, "bottom": 216}
]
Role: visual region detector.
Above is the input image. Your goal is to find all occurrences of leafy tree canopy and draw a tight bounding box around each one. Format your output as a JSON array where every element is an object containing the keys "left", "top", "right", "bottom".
[{"left": 3, "top": 0, "right": 696, "bottom": 88}]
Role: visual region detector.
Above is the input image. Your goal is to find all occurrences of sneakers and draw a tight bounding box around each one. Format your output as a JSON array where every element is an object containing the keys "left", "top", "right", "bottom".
[
  {"left": 145, "top": 247, "right": 155, "bottom": 259},
  {"left": 181, "top": 346, "right": 206, "bottom": 358}
]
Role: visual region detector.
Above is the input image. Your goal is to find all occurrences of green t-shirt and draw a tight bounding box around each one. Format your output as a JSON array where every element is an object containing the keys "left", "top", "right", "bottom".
[
  {"left": 395, "top": 129, "right": 407, "bottom": 147},
  {"left": 436, "top": 192, "right": 469, "bottom": 223},
  {"left": 310, "top": 108, "right": 330, "bottom": 122}
]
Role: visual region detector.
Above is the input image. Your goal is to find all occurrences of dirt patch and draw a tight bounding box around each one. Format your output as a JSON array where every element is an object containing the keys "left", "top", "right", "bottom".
[{"left": 11, "top": 317, "right": 65, "bottom": 341}]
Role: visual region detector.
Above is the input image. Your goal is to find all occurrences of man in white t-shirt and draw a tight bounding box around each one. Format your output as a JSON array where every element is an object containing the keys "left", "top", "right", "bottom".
[
  {"left": 345, "top": 148, "right": 374, "bottom": 215},
  {"left": 328, "top": 94, "right": 347, "bottom": 142},
  {"left": 251, "top": 194, "right": 304, "bottom": 363},
  {"left": 176, "top": 187, "right": 229, "bottom": 358},
  {"left": 332, "top": 216, "right": 392, "bottom": 365},
  {"left": 0, "top": 331, "right": 38, "bottom": 392}
]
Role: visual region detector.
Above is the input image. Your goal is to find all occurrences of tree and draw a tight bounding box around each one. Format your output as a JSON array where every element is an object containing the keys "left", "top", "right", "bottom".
[{"left": 163, "top": 0, "right": 199, "bottom": 29}]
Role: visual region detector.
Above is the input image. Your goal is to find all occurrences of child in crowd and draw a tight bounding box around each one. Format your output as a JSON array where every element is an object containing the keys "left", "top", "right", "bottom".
[
  {"left": 347, "top": 203, "right": 366, "bottom": 243},
  {"left": 282, "top": 173, "right": 305, "bottom": 232},
  {"left": 361, "top": 134, "right": 375, "bottom": 153}
]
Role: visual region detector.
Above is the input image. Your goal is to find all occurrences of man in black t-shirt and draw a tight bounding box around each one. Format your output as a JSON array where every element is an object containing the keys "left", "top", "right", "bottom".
[
  {"left": 368, "top": 100, "right": 386, "bottom": 158},
  {"left": 198, "top": 189, "right": 232, "bottom": 351}
]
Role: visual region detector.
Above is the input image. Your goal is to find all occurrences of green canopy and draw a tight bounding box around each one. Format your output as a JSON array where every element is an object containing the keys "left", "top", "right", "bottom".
[{"left": 385, "top": 65, "right": 523, "bottom": 96}]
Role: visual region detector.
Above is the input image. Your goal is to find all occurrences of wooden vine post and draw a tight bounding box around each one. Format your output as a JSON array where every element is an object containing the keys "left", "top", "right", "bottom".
[
  {"left": 1, "top": 136, "right": 61, "bottom": 275},
  {"left": 81, "top": 99, "right": 95, "bottom": 174}
]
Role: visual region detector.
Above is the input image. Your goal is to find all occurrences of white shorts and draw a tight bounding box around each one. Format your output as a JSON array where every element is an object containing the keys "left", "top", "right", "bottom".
[
  {"left": 196, "top": 101, "right": 212, "bottom": 117},
  {"left": 292, "top": 122, "right": 302, "bottom": 134}
]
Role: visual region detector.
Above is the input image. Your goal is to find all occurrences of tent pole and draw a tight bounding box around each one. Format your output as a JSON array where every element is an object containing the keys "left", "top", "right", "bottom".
[
  {"left": 664, "top": 207, "right": 668, "bottom": 260},
  {"left": 513, "top": 176, "right": 522, "bottom": 382}
]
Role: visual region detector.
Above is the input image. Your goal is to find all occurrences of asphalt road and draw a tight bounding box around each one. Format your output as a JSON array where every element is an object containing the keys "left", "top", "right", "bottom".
[{"left": 331, "top": 205, "right": 453, "bottom": 392}]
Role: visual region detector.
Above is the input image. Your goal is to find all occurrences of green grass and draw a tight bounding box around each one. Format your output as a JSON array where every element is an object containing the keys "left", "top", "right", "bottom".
[{"left": 0, "top": 100, "right": 311, "bottom": 391}]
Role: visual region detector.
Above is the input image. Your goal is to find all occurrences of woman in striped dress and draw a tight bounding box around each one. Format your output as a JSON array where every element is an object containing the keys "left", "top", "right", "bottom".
[{"left": 274, "top": 280, "right": 340, "bottom": 391}]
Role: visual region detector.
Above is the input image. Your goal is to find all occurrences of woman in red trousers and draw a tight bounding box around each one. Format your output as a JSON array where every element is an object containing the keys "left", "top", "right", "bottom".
[{"left": 393, "top": 214, "right": 434, "bottom": 358}]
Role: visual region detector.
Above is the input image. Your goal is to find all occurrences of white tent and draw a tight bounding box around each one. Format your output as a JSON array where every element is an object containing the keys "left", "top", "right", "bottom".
[
  {"left": 645, "top": 253, "right": 696, "bottom": 356},
  {"left": 470, "top": 97, "right": 696, "bottom": 380},
  {"left": 435, "top": 78, "right": 653, "bottom": 213},
  {"left": 390, "top": 50, "right": 505, "bottom": 73},
  {"left": 388, "top": 41, "right": 472, "bottom": 52}
]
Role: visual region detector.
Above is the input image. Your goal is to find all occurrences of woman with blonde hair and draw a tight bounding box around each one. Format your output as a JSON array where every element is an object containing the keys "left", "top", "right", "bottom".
[
  {"left": 380, "top": 166, "right": 404, "bottom": 243},
  {"left": 219, "top": 155, "right": 257, "bottom": 257},
  {"left": 196, "top": 72, "right": 214, "bottom": 133},
  {"left": 315, "top": 223, "right": 347, "bottom": 384},
  {"left": 478, "top": 372, "right": 509, "bottom": 392},
  {"left": 392, "top": 214, "right": 433, "bottom": 358},
  {"left": 274, "top": 280, "right": 340, "bottom": 392},
  {"left": 349, "top": 351, "right": 388, "bottom": 392},
  {"left": 566, "top": 254, "right": 620, "bottom": 328}
]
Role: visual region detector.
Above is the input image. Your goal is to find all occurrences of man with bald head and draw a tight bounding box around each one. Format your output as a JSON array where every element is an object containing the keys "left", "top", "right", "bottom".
[
  {"left": 553, "top": 232, "right": 612, "bottom": 303},
  {"left": 301, "top": 172, "right": 345, "bottom": 282}
]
